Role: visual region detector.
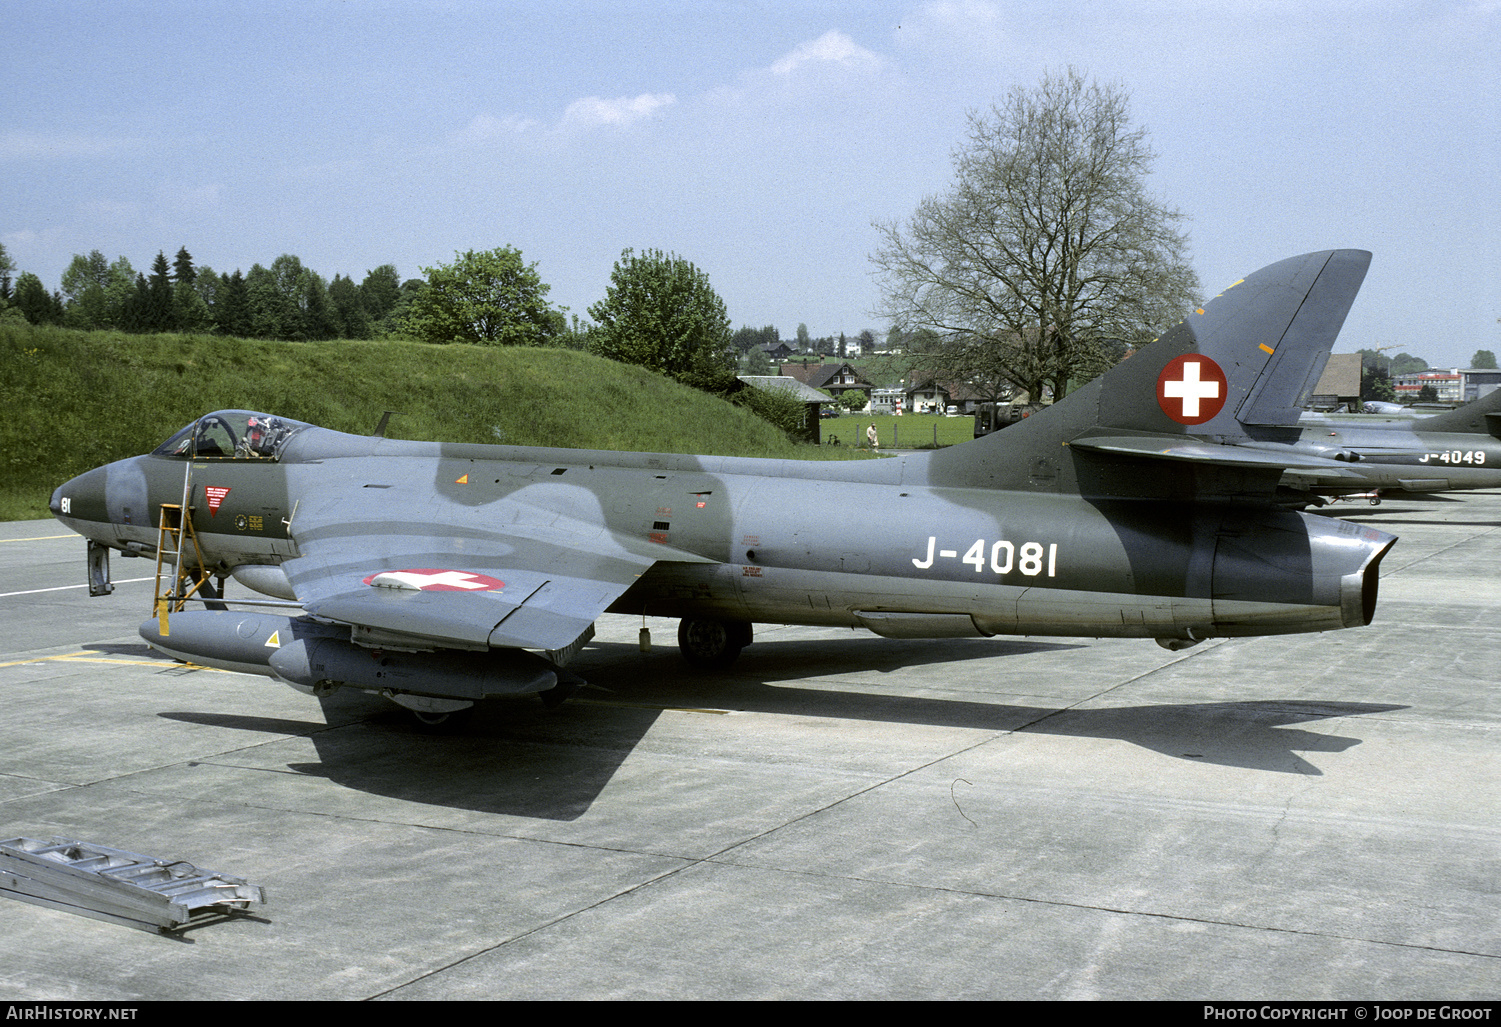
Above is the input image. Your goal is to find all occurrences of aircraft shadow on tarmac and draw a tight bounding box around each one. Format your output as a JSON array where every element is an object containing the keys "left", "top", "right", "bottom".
[
  {"left": 127, "top": 635, "right": 1408, "bottom": 821},
  {"left": 1323, "top": 491, "right": 1501, "bottom": 528},
  {"left": 1338, "top": 514, "right": 1501, "bottom": 528}
]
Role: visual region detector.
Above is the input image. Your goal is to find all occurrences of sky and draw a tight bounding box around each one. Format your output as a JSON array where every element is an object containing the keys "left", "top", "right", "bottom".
[{"left": 4, "top": 0, "right": 1498, "bottom": 368}]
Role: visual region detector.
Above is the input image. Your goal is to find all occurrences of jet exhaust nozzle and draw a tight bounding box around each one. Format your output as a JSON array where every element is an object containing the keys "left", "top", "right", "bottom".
[{"left": 1203, "top": 513, "right": 1396, "bottom": 635}]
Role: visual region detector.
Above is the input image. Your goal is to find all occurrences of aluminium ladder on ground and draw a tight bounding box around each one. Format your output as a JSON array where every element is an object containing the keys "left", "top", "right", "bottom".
[{"left": 0, "top": 836, "right": 266, "bottom": 934}]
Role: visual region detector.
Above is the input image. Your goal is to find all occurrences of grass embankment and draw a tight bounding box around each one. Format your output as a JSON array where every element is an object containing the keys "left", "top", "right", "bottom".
[{"left": 0, "top": 323, "right": 862, "bottom": 521}]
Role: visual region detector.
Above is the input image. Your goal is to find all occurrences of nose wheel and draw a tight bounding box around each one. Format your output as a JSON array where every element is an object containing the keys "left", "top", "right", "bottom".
[{"left": 677, "top": 619, "right": 752, "bottom": 670}]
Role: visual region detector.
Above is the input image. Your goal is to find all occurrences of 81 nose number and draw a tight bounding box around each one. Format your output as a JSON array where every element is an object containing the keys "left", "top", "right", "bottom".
[{"left": 913, "top": 536, "right": 1058, "bottom": 577}]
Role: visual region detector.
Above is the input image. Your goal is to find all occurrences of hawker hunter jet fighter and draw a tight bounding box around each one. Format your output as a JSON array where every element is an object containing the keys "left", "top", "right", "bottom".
[
  {"left": 54, "top": 249, "right": 1395, "bottom": 728},
  {"left": 1256, "top": 378, "right": 1501, "bottom": 504}
]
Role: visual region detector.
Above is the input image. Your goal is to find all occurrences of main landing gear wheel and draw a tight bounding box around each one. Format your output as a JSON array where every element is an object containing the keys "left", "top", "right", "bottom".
[
  {"left": 677, "top": 619, "right": 752, "bottom": 670},
  {"left": 408, "top": 706, "right": 475, "bottom": 733},
  {"left": 390, "top": 694, "right": 475, "bottom": 732}
]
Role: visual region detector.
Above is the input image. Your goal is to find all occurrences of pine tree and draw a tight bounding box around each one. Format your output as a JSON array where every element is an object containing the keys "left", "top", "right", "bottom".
[
  {"left": 0, "top": 242, "right": 15, "bottom": 305},
  {"left": 172, "top": 246, "right": 196, "bottom": 285},
  {"left": 144, "top": 251, "right": 177, "bottom": 332},
  {"left": 245, "top": 264, "right": 292, "bottom": 339},
  {"left": 14, "top": 272, "right": 63, "bottom": 325},
  {"left": 330, "top": 274, "right": 370, "bottom": 339},
  {"left": 215, "top": 270, "right": 250, "bottom": 337}
]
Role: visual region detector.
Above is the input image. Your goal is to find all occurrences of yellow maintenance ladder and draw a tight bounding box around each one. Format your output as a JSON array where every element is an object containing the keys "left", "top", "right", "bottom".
[{"left": 152, "top": 503, "right": 216, "bottom": 634}]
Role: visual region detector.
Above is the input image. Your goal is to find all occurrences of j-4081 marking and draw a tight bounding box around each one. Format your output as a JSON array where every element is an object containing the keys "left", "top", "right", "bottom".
[{"left": 912, "top": 536, "right": 1058, "bottom": 577}]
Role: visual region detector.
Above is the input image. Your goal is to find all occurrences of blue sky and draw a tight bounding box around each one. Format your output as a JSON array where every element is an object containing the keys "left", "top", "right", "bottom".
[{"left": 4, "top": 0, "right": 1498, "bottom": 367}]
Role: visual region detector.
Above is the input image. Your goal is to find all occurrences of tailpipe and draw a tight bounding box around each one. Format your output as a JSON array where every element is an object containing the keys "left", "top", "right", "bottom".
[{"left": 1206, "top": 513, "right": 1396, "bottom": 635}]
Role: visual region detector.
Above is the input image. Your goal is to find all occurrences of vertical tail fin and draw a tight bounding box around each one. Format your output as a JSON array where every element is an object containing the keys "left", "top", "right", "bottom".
[
  {"left": 919, "top": 249, "right": 1372, "bottom": 491},
  {"left": 1402, "top": 386, "right": 1501, "bottom": 437}
]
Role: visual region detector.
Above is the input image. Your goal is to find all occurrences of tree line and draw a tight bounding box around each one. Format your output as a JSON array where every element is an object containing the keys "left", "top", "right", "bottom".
[
  {"left": 0, "top": 241, "right": 881, "bottom": 381},
  {"left": 0, "top": 243, "right": 424, "bottom": 342},
  {"left": 0, "top": 240, "right": 815, "bottom": 440}
]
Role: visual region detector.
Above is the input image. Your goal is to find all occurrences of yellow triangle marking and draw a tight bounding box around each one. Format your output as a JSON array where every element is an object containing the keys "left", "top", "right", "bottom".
[
  {"left": 455, "top": 473, "right": 469, "bottom": 484},
  {"left": 265, "top": 630, "right": 281, "bottom": 648}
]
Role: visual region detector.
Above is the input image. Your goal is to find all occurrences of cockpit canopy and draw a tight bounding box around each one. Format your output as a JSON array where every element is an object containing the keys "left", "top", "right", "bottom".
[{"left": 153, "top": 411, "right": 311, "bottom": 461}]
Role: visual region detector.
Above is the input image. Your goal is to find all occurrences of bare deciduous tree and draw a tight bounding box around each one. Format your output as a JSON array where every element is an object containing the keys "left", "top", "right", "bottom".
[{"left": 872, "top": 68, "right": 1200, "bottom": 404}]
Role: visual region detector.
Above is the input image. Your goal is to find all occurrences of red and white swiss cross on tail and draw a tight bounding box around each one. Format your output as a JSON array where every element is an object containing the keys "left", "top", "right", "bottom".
[
  {"left": 1156, "top": 354, "right": 1228, "bottom": 425},
  {"left": 361, "top": 569, "right": 506, "bottom": 592}
]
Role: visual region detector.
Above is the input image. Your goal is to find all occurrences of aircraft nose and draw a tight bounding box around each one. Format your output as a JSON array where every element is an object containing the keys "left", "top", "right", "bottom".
[{"left": 52, "top": 465, "right": 111, "bottom": 527}]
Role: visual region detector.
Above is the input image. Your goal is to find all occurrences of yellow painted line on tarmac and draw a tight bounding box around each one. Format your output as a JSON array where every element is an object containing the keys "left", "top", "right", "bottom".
[
  {"left": 0, "top": 534, "right": 76, "bottom": 542},
  {"left": 0, "top": 652, "right": 155, "bottom": 669},
  {"left": 0, "top": 652, "right": 227, "bottom": 672},
  {"left": 0, "top": 651, "right": 91, "bottom": 668},
  {"left": 54, "top": 655, "right": 170, "bottom": 667}
]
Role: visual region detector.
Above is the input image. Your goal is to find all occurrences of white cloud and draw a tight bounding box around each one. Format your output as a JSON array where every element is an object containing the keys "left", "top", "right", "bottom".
[
  {"left": 770, "top": 30, "right": 881, "bottom": 76},
  {"left": 556, "top": 93, "right": 676, "bottom": 131},
  {"left": 454, "top": 113, "right": 539, "bottom": 143}
]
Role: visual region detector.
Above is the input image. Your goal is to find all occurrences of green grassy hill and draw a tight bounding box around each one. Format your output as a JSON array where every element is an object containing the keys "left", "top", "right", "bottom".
[{"left": 0, "top": 322, "right": 843, "bottom": 520}]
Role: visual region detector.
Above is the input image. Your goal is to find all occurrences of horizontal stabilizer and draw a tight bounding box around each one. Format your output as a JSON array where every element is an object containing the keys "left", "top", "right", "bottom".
[{"left": 1068, "top": 434, "right": 1366, "bottom": 476}]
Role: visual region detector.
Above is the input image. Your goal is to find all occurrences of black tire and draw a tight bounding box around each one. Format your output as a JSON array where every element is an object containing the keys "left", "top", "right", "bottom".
[
  {"left": 407, "top": 705, "right": 475, "bottom": 733},
  {"left": 677, "top": 618, "right": 752, "bottom": 670}
]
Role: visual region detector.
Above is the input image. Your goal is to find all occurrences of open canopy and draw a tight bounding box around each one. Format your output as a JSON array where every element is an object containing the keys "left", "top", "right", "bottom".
[{"left": 152, "top": 410, "right": 311, "bottom": 461}]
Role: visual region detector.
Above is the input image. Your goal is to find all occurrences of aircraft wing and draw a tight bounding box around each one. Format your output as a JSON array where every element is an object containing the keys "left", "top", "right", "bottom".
[
  {"left": 279, "top": 489, "right": 711, "bottom": 653},
  {"left": 1067, "top": 434, "right": 1367, "bottom": 476}
]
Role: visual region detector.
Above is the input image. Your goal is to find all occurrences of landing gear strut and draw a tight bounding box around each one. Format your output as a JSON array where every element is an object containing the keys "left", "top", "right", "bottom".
[{"left": 677, "top": 619, "right": 753, "bottom": 670}]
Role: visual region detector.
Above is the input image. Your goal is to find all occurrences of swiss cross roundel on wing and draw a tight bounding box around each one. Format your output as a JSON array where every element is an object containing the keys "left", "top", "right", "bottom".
[
  {"left": 361, "top": 569, "right": 506, "bottom": 592},
  {"left": 1156, "top": 354, "right": 1228, "bottom": 425}
]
